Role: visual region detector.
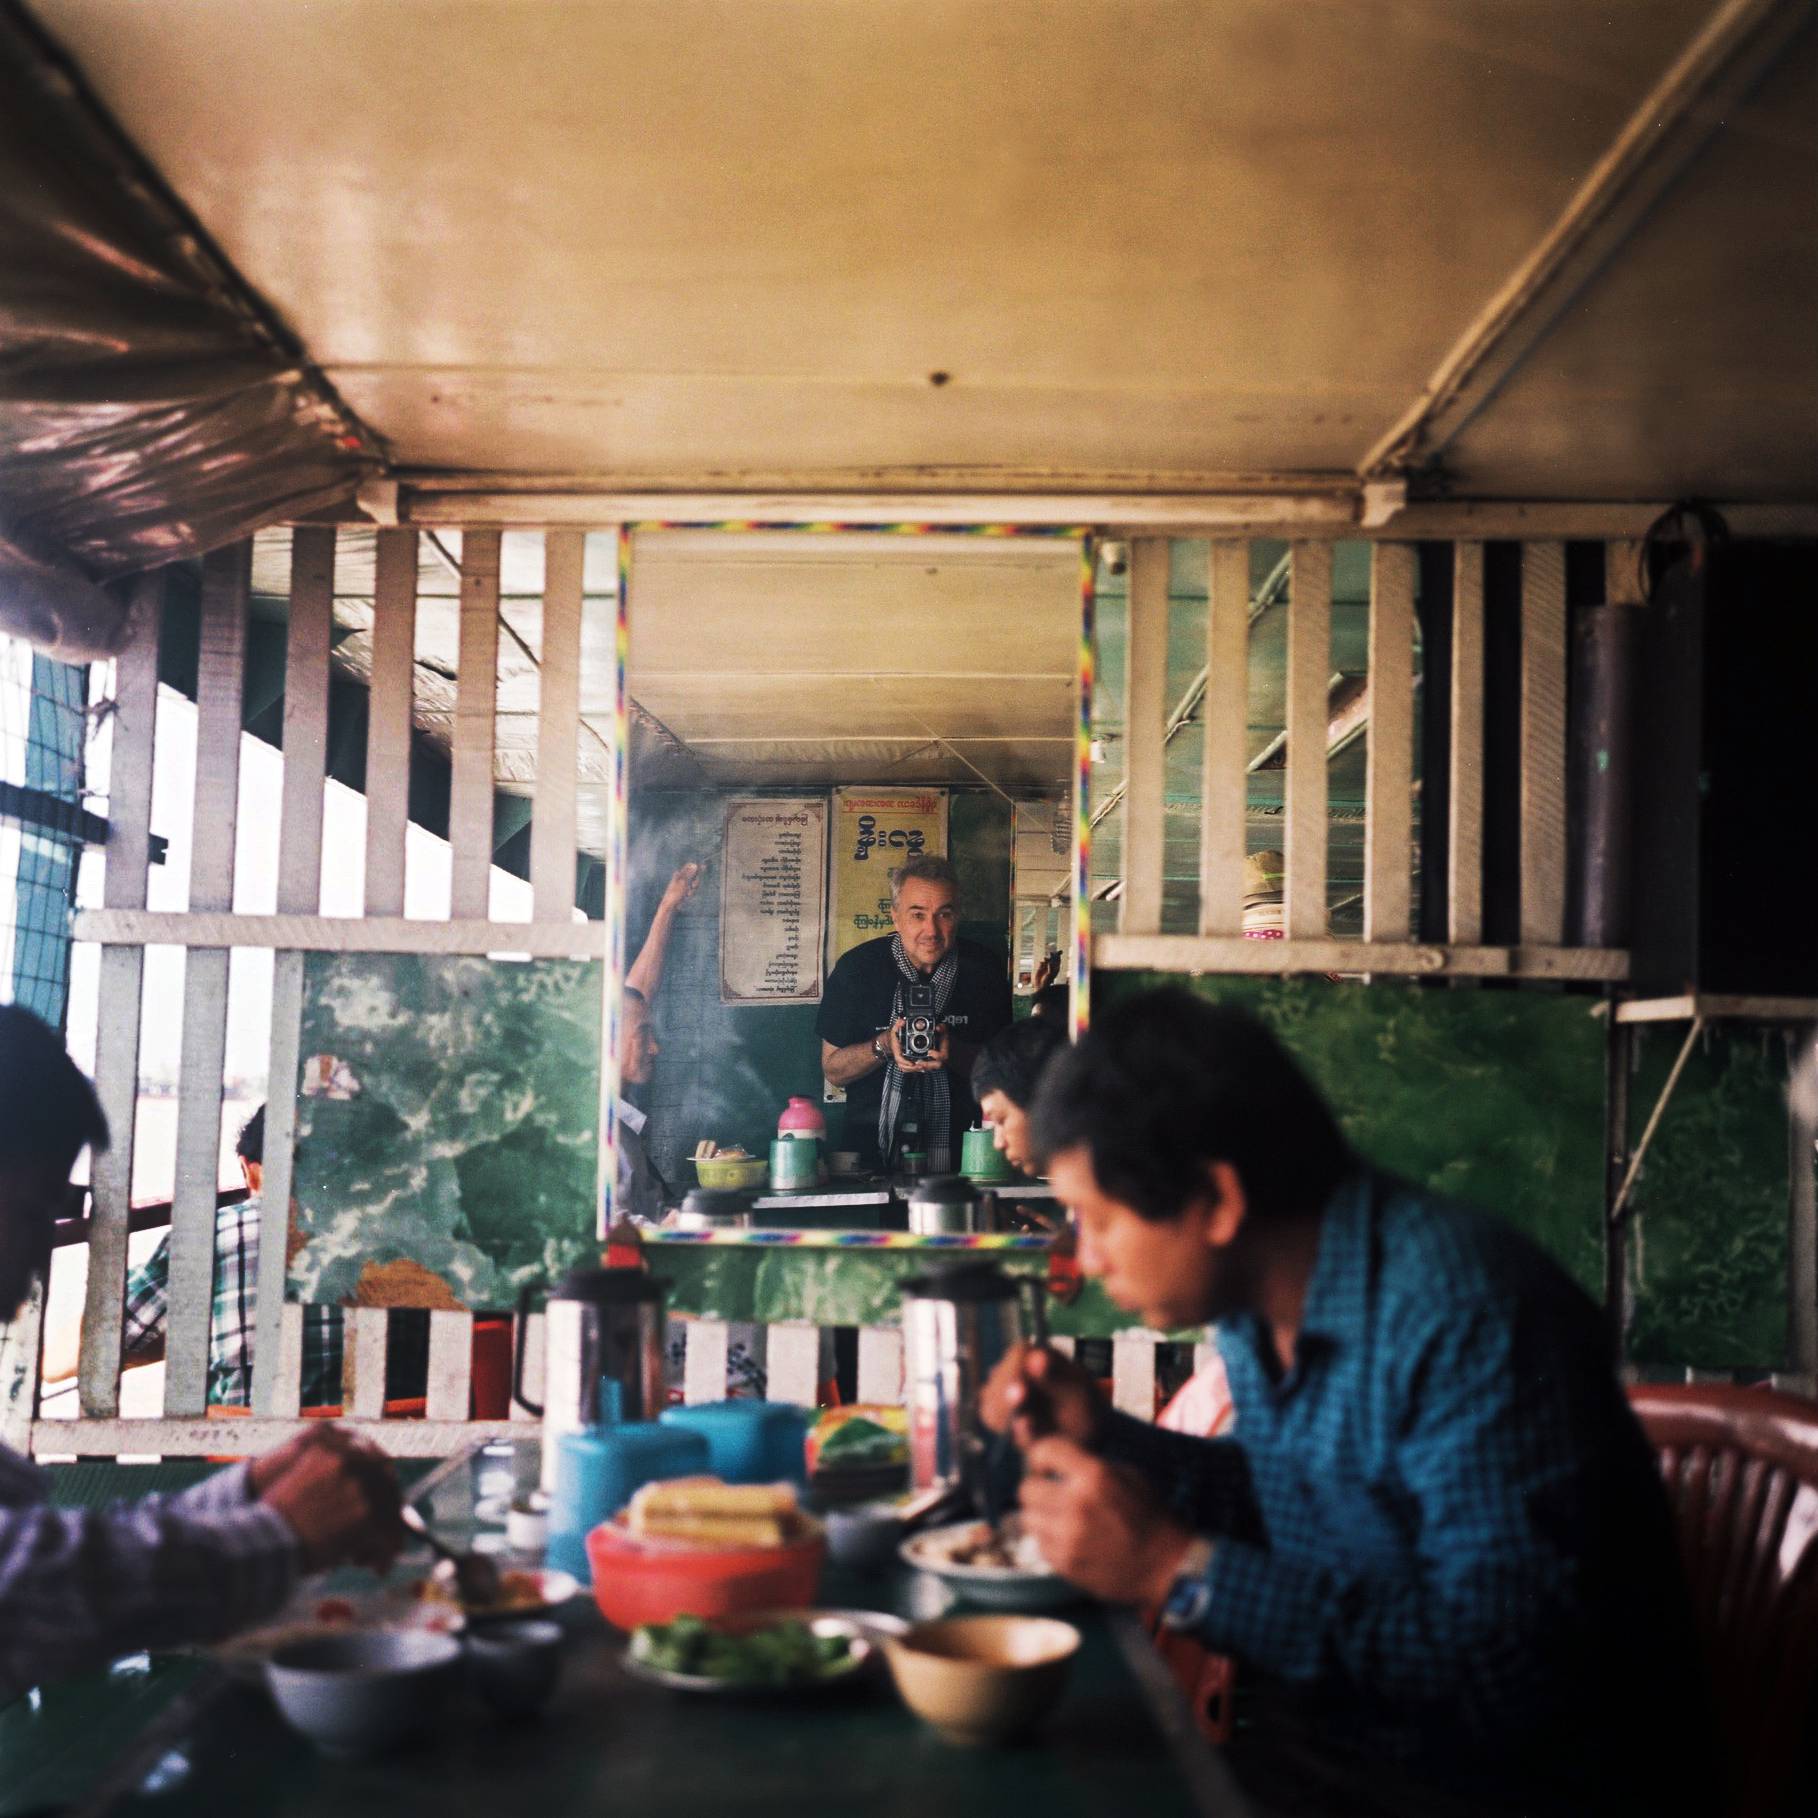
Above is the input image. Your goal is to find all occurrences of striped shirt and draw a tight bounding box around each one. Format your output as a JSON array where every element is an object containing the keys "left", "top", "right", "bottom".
[{"left": 0, "top": 1447, "right": 297, "bottom": 1705}]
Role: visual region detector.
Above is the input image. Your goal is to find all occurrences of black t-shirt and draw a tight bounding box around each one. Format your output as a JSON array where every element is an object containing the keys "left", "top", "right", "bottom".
[{"left": 815, "top": 935, "right": 1013, "bottom": 1166}]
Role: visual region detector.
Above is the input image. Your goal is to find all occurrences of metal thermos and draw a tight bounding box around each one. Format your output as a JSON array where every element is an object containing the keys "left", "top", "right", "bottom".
[
  {"left": 899, "top": 1261, "right": 1043, "bottom": 1495},
  {"left": 906, "top": 1174, "right": 994, "bottom": 1236},
  {"left": 514, "top": 1266, "right": 668, "bottom": 1491}
]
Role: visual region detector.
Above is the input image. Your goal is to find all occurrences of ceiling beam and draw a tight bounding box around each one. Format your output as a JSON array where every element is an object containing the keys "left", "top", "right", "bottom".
[
  {"left": 1359, "top": 0, "right": 1818, "bottom": 481},
  {"left": 369, "top": 489, "right": 1818, "bottom": 539}
]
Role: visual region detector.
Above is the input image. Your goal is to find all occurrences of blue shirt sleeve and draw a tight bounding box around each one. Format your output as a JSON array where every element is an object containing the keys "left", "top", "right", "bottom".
[{"left": 1196, "top": 1300, "right": 1607, "bottom": 1746}]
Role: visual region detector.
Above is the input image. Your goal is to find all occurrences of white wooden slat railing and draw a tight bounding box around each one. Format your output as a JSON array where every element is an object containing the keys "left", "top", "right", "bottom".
[
  {"left": 49, "top": 522, "right": 618, "bottom": 1457},
  {"left": 1095, "top": 535, "right": 1630, "bottom": 983},
  {"left": 79, "top": 572, "right": 163, "bottom": 1420},
  {"left": 1198, "top": 540, "right": 1249, "bottom": 938},
  {"left": 254, "top": 526, "right": 334, "bottom": 1418},
  {"left": 165, "top": 544, "right": 250, "bottom": 1418},
  {"left": 1448, "top": 542, "right": 1486, "bottom": 947},
  {"left": 1283, "top": 541, "right": 1333, "bottom": 940}
]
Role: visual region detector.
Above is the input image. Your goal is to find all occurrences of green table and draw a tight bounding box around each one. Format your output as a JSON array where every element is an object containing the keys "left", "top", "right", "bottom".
[{"left": 1, "top": 1461, "right": 1248, "bottom": 1818}]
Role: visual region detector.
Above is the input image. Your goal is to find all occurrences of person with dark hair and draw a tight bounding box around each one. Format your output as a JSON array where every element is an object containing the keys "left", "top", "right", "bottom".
[
  {"left": 0, "top": 1005, "right": 401, "bottom": 1703},
  {"left": 969, "top": 1015, "right": 1067, "bottom": 1177},
  {"left": 985, "top": 988, "right": 1712, "bottom": 1816},
  {"left": 45, "top": 1102, "right": 344, "bottom": 1407},
  {"left": 1027, "top": 982, "right": 1069, "bottom": 1022},
  {"left": 817, "top": 852, "right": 1012, "bottom": 1171}
]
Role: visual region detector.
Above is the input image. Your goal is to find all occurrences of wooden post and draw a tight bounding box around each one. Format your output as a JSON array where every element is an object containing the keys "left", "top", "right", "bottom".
[
  {"left": 165, "top": 542, "right": 250, "bottom": 1418},
  {"left": 1363, "top": 544, "right": 1415, "bottom": 943},
  {"left": 1121, "top": 538, "right": 1170, "bottom": 935},
  {"left": 1198, "top": 541, "right": 1248, "bottom": 937},
  {"left": 1284, "top": 543, "right": 1332, "bottom": 939}
]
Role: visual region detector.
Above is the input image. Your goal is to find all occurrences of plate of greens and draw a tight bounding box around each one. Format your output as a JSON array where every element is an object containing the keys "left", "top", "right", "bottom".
[{"left": 624, "top": 1609, "right": 904, "bottom": 1696}]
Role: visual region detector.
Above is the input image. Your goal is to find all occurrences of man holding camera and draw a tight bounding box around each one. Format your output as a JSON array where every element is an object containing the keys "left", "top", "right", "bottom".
[{"left": 817, "top": 853, "right": 1012, "bottom": 1172}]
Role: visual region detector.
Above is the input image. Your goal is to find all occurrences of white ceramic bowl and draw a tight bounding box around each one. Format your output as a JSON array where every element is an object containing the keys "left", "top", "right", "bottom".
[
  {"left": 900, "top": 1523, "right": 1079, "bottom": 1613},
  {"left": 265, "top": 1630, "right": 463, "bottom": 1757}
]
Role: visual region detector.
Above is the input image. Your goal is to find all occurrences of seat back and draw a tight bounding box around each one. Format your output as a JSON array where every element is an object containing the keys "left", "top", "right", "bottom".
[{"left": 1629, "top": 1383, "right": 1818, "bottom": 1818}]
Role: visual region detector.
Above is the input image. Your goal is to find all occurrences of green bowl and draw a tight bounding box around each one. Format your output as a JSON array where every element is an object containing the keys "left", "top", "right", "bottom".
[{"left": 693, "top": 1155, "right": 768, "bottom": 1190}]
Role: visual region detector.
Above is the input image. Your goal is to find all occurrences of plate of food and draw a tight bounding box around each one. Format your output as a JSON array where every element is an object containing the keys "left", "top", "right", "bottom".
[
  {"left": 410, "top": 1563, "right": 582, "bottom": 1624},
  {"left": 623, "top": 1609, "right": 903, "bottom": 1695},
  {"left": 211, "top": 1586, "right": 466, "bottom": 1675},
  {"left": 899, "top": 1518, "right": 1079, "bottom": 1612}
]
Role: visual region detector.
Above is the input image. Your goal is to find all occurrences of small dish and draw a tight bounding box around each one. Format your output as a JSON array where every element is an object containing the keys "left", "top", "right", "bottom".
[
  {"left": 899, "top": 1522, "right": 1078, "bottom": 1612},
  {"left": 411, "top": 1564, "right": 580, "bottom": 1625},
  {"left": 622, "top": 1608, "right": 903, "bottom": 1696},
  {"left": 466, "top": 1618, "right": 565, "bottom": 1717}
]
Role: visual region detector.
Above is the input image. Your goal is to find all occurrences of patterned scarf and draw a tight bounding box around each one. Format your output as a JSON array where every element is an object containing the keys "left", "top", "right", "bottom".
[{"left": 877, "top": 934, "right": 960, "bottom": 1171}]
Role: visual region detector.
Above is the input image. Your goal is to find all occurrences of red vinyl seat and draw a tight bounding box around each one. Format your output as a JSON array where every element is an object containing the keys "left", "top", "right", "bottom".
[{"left": 1628, "top": 1382, "right": 1818, "bottom": 1818}]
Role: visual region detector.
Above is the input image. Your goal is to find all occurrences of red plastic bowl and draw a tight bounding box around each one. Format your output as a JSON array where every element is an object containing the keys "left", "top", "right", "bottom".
[{"left": 584, "top": 1518, "right": 826, "bottom": 1631}]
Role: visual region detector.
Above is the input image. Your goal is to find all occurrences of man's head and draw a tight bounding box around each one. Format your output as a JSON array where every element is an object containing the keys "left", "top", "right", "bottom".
[
  {"left": 1029, "top": 983, "right": 1069, "bottom": 1022},
  {"left": 1030, "top": 989, "right": 1352, "bottom": 1329},
  {"left": 889, "top": 853, "right": 959, "bottom": 974},
  {"left": 236, "top": 1104, "right": 266, "bottom": 1195},
  {"left": 0, "top": 1006, "right": 109, "bottom": 1320},
  {"left": 619, "top": 987, "right": 660, "bottom": 1087},
  {"left": 970, "top": 1017, "right": 1068, "bottom": 1175}
]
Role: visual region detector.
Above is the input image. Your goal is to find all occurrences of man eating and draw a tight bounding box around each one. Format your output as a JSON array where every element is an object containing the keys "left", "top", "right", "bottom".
[
  {"left": 0, "top": 1005, "right": 402, "bottom": 1704},
  {"left": 987, "top": 988, "right": 1713, "bottom": 1816}
]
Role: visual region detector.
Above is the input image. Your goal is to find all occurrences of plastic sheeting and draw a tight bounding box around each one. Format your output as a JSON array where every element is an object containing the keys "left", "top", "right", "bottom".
[{"left": 0, "top": 4, "right": 373, "bottom": 657}]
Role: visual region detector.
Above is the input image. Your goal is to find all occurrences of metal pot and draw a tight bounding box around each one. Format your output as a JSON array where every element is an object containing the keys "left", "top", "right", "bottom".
[
  {"left": 514, "top": 1266, "right": 668, "bottom": 1491},
  {"left": 898, "top": 1261, "right": 1045, "bottom": 1496},
  {"left": 668, "top": 1187, "right": 755, "bottom": 1233},
  {"left": 906, "top": 1174, "right": 990, "bottom": 1236}
]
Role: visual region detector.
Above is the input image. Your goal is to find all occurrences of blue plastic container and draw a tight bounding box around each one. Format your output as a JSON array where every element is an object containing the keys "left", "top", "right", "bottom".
[
  {"left": 546, "top": 1422, "right": 711, "bottom": 1579},
  {"left": 658, "top": 1400, "right": 809, "bottom": 1487}
]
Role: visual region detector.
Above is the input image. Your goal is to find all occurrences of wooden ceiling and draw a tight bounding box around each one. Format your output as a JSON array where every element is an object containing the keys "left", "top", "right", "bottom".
[{"left": 25, "top": 0, "right": 1818, "bottom": 508}]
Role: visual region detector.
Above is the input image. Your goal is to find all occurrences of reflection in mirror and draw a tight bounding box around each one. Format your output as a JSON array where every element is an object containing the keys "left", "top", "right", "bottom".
[{"left": 621, "top": 529, "right": 1079, "bottom": 1227}]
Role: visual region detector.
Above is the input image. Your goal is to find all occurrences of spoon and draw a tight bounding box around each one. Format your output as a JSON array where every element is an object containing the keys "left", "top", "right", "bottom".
[{"left": 398, "top": 1503, "right": 503, "bottom": 1607}]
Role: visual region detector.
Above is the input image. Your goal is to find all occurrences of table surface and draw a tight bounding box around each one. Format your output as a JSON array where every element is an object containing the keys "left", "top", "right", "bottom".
[{"left": 0, "top": 1459, "right": 1247, "bottom": 1818}]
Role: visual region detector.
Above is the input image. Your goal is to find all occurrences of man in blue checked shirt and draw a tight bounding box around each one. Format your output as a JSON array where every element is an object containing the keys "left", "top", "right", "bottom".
[
  {"left": 0, "top": 1007, "right": 401, "bottom": 1705},
  {"left": 986, "top": 989, "right": 1714, "bottom": 1817}
]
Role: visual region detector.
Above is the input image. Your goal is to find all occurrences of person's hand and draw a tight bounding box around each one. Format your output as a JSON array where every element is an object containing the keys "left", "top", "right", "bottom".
[
  {"left": 925, "top": 1024, "right": 952, "bottom": 1071},
  {"left": 979, "top": 1342, "right": 1104, "bottom": 1445},
  {"left": 257, "top": 1426, "right": 403, "bottom": 1571},
  {"left": 1033, "top": 949, "right": 1063, "bottom": 993},
  {"left": 1018, "top": 1434, "right": 1195, "bottom": 1606},
  {"left": 661, "top": 863, "right": 704, "bottom": 912}
]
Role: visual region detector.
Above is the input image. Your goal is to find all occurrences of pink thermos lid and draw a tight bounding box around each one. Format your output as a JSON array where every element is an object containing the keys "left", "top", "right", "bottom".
[{"left": 777, "top": 1095, "right": 827, "bottom": 1137}]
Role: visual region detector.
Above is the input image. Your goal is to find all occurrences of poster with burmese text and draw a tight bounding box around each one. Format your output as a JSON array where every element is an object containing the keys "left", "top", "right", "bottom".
[
  {"left": 719, "top": 797, "right": 827, "bottom": 1005},
  {"left": 828, "top": 787, "right": 949, "bottom": 970}
]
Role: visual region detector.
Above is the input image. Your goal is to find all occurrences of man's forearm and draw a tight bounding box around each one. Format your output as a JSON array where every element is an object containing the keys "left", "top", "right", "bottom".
[
  {"left": 823, "top": 1039, "right": 884, "bottom": 1089},
  {"left": 625, "top": 899, "right": 678, "bottom": 1001}
]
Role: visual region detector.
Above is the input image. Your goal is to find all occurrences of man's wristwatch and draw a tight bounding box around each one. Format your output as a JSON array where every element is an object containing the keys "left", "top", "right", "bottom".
[
  {"left": 872, "top": 1030, "right": 888, "bottom": 1060},
  {"left": 1159, "top": 1537, "right": 1217, "bottom": 1633}
]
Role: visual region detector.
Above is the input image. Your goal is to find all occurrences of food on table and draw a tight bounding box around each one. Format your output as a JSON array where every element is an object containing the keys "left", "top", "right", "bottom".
[
  {"left": 806, "top": 1404, "right": 908, "bottom": 1475},
  {"left": 629, "top": 1614, "right": 854, "bottom": 1686},
  {"left": 915, "top": 1516, "right": 1051, "bottom": 1574},
  {"left": 414, "top": 1564, "right": 550, "bottom": 1615},
  {"left": 628, "top": 1477, "right": 801, "bottom": 1548}
]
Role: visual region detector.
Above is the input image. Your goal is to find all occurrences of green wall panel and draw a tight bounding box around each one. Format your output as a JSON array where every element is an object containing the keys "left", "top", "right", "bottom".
[{"left": 1623, "top": 1026, "right": 1792, "bottom": 1368}]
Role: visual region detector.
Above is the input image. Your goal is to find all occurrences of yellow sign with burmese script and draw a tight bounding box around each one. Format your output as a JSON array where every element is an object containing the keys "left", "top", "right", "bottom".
[{"left": 828, "top": 787, "right": 949, "bottom": 969}]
